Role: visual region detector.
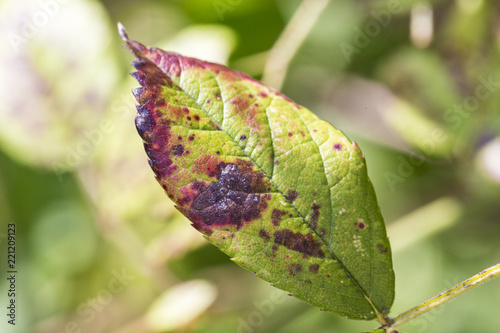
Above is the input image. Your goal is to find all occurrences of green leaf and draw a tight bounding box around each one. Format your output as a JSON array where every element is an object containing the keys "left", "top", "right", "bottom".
[{"left": 119, "top": 24, "right": 394, "bottom": 320}]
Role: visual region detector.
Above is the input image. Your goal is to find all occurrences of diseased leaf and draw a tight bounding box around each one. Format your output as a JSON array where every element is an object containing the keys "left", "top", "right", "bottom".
[{"left": 119, "top": 24, "right": 394, "bottom": 320}]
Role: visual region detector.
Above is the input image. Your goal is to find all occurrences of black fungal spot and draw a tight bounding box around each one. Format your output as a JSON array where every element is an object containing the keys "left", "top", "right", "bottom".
[
  {"left": 188, "top": 164, "right": 271, "bottom": 234},
  {"left": 259, "top": 229, "right": 270, "bottom": 241},
  {"left": 309, "top": 264, "right": 320, "bottom": 273},
  {"left": 216, "top": 151, "right": 220, "bottom": 155},
  {"left": 194, "top": 115, "right": 200, "bottom": 121},
  {"left": 271, "top": 209, "right": 287, "bottom": 226},
  {"left": 187, "top": 116, "right": 192, "bottom": 121},
  {"left": 377, "top": 243, "right": 388, "bottom": 254},
  {"left": 310, "top": 203, "right": 321, "bottom": 228},
  {"left": 172, "top": 144, "right": 184, "bottom": 156},
  {"left": 188, "top": 135, "right": 195, "bottom": 141},
  {"left": 240, "top": 134, "right": 247, "bottom": 141},
  {"left": 305, "top": 279, "right": 312, "bottom": 284},
  {"left": 178, "top": 136, "right": 183, "bottom": 140},
  {"left": 334, "top": 143, "right": 342, "bottom": 151},
  {"left": 285, "top": 190, "right": 298, "bottom": 202},
  {"left": 274, "top": 230, "right": 325, "bottom": 258},
  {"left": 358, "top": 221, "right": 365, "bottom": 229}
]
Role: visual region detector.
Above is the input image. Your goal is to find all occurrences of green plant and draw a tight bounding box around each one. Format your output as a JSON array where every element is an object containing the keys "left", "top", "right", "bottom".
[{"left": 118, "top": 23, "right": 499, "bottom": 333}]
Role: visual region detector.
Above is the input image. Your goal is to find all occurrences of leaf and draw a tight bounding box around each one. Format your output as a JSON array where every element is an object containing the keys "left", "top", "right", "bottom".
[{"left": 119, "top": 23, "right": 394, "bottom": 320}]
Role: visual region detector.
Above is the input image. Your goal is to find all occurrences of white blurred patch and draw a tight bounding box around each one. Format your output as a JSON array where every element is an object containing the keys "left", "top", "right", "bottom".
[
  {"left": 410, "top": 3, "right": 433, "bottom": 49},
  {"left": 145, "top": 280, "right": 218, "bottom": 332},
  {"left": 159, "top": 25, "right": 237, "bottom": 65},
  {"left": 477, "top": 137, "right": 500, "bottom": 184}
]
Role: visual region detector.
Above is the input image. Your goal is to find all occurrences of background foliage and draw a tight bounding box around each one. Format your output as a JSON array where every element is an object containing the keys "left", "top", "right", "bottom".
[{"left": 0, "top": 0, "right": 499, "bottom": 332}]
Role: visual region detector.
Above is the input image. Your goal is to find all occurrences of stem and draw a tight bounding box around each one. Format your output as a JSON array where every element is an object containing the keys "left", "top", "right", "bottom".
[
  {"left": 387, "top": 263, "right": 500, "bottom": 332},
  {"left": 262, "top": 0, "right": 330, "bottom": 90}
]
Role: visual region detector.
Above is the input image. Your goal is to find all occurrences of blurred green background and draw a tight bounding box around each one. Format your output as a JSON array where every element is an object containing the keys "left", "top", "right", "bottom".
[{"left": 0, "top": 0, "right": 499, "bottom": 332}]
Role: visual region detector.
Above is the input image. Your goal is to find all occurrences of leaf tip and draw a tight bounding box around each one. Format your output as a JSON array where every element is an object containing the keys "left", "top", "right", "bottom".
[{"left": 117, "top": 22, "right": 129, "bottom": 42}]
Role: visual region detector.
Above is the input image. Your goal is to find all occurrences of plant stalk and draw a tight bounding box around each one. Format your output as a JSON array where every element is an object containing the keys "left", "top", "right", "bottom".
[
  {"left": 262, "top": 0, "right": 330, "bottom": 90},
  {"left": 386, "top": 262, "right": 500, "bottom": 332}
]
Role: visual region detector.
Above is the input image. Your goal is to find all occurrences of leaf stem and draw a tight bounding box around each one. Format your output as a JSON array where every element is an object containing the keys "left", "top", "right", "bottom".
[
  {"left": 262, "top": 0, "right": 330, "bottom": 90},
  {"left": 386, "top": 262, "right": 500, "bottom": 332}
]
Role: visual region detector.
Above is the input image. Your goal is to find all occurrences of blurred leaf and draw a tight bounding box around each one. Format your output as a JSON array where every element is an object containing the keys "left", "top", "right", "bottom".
[
  {"left": 121, "top": 26, "right": 394, "bottom": 320},
  {"left": 31, "top": 200, "right": 98, "bottom": 274},
  {"left": 0, "top": 0, "right": 120, "bottom": 169},
  {"left": 376, "top": 48, "right": 459, "bottom": 121}
]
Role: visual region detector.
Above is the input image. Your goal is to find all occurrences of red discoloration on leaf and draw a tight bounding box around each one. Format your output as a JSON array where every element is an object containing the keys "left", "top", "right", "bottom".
[{"left": 274, "top": 230, "right": 325, "bottom": 258}]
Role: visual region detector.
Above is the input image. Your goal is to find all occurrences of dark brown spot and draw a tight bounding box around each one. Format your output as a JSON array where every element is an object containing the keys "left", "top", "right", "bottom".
[
  {"left": 288, "top": 263, "right": 302, "bottom": 276},
  {"left": 172, "top": 144, "right": 184, "bottom": 156},
  {"left": 187, "top": 116, "right": 191, "bottom": 121},
  {"left": 305, "top": 279, "right": 312, "bottom": 284},
  {"left": 377, "top": 243, "right": 388, "bottom": 254},
  {"left": 334, "top": 143, "right": 342, "bottom": 151},
  {"left": 177, "top": 136, "right": 183, "bottom": 140},
  {"left": 285, "top": 190, "right": 298, "bottom": 202},
  {"left": 259, "top": 229, "right": 270, "bottom": 241},
  {"left": 194, "top": 115, "right": 200, "bottom": 121},
  {"left": 358, "top": 221, "right": 365, "bottom": 229},
  {"left": 188, "top": 135, "right": 195, "bottom": 141},
  {"left": 216, "top": 151, "right": 220, "bottom": 155},
  {"left": 274, "top": 230, "right": 325, "bottom": 258},
  {"left": 310, "top": 203, "right": 320, "bottom": 228},
  {"left": 288, "top": 132, "right": 293, "bottom": 137},
  {"left": 309, "top": 264, "right": 320, "bottom": 273},
  {"left": 240, "top": 134, "right": 247, "bottom": 141},
  {"left": 271, "top": 209, "right": 287, "bottom": 226}
]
